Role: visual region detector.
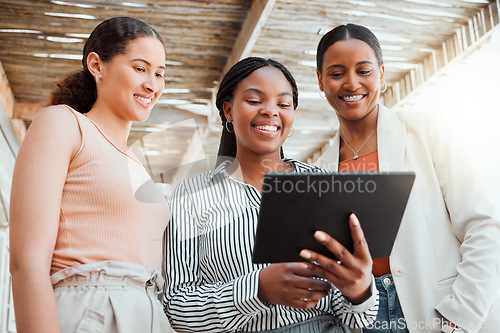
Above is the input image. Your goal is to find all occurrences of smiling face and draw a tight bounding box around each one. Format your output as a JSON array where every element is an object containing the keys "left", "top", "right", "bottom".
[
  {"left": 97, "top": 36, "right": 166, "bottom": 122},
  {"left": 223, "top": 66, "right": 294, "bottom": 159},
  {"left": 317, "top": 38, "right": 384, "bottom": 124}
]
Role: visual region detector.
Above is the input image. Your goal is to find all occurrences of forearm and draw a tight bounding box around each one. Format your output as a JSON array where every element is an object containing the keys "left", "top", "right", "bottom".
[
  {"left": 11, "top": 267, "right": 60, "bottom": 333},
  {"left": 435, "top": 219, "right": 500, "bottom": 332},
  {"left": 428, "top": 113, "right": 500, "bottom": 332}
]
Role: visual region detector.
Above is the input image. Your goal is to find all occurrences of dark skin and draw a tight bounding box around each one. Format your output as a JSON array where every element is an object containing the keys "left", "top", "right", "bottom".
[
  {"left": 300, "top": 214, "right": 373, "bottom": 305},
  {"left": 224, "top": 66, "right": 373, "bottom": 309}
]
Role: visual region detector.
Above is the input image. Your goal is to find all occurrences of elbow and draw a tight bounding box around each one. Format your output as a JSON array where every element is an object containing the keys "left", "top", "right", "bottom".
[{"left": 10, "top": 252, "right": 51, "bottom": 279}]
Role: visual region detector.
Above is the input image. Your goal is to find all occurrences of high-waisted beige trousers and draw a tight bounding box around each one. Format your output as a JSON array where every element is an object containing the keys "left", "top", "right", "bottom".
[{"left": 51, "top": 261, "right": 174, "bottom": 333}]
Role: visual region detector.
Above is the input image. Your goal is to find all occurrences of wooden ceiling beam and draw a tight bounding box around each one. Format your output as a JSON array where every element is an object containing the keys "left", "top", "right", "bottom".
[
  {"left": 219, "top": 0, "right": 277, "bottom": 80},
  {"left": 1, "top": 61, "right": 28, "bottom": 142},
  {"left": 209, "top": 0, "right": 277, "bottom": 125},
  {"left": 0, "top": 61, "right": 14, "bottom": 118},
  {"left": 13, "top": 100, "right": 44, "bottom": 122}
]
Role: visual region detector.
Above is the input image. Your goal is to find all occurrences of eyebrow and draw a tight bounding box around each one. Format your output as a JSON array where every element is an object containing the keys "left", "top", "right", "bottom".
[
  {"left": 326, "top": 60, "right": 373, "bottom": 70},
  {"left": 243, "top": 88, "right": 292, "bottom": 97},
  {"left": 131, "top": 58, "right": 166, "bottom": 70}
]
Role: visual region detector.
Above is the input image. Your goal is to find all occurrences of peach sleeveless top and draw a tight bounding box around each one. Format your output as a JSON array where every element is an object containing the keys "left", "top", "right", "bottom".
[{"left": 50, "top": 106, "right": 169, "bottom": 275}]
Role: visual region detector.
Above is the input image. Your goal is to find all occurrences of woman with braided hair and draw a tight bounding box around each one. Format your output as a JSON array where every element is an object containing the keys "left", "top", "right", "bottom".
[{"left": 164, "top": 57, "right": 379, "bottom": 332}]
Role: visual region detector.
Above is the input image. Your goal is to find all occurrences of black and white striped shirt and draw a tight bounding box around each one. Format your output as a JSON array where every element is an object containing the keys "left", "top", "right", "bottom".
[{"left": 163, "top": 158, "right": 378, "bottom": 332}]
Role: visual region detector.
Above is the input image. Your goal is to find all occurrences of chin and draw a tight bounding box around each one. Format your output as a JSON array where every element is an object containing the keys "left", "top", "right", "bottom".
[
  {"left": 135, "top": 111, "right": 153, "bottom": 123},
  {"left": 254, "top": 145, "right": 283, "bottom": 157}
]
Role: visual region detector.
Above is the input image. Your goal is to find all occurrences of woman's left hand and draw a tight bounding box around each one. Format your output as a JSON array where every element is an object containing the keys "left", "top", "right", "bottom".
[{"left": 299, "top": 213, "right": 373, "bottom": 304}]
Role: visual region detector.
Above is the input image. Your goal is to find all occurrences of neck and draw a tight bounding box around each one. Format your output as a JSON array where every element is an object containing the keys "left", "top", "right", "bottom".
[
  {"left": 337, "top": 105, "right": 379, "bottom": 161},
  {"left": 228, "top": 149, "right": 292, "bottom": 193},
  {"left": 85, "top": 101, "right": 133, "bottom": 150},
  {"left": 338, "top": 105, "right": 379, "bottom": 144}
]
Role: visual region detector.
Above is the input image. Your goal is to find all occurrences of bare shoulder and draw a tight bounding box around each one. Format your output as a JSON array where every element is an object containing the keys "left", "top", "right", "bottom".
[
  {"left": 23, "top": 104, "right": 82, "bottom": 156},
  {"left": 32, "top": 104, "right": 80, "bottom": 127}
]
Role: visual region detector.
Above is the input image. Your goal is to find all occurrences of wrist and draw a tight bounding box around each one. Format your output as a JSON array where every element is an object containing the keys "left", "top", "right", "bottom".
[
  {"left": 346, "top": 285, "right": 372, "bottom": 305},
  {"left": 257, "top": 267, "right": 270, "bottom": 304}
]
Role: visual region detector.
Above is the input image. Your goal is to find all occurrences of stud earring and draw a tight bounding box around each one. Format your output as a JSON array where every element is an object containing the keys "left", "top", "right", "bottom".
[
  {"left": 288, "top": 126, "right": 295, "bottom": 137},
  {"left": 319, "top": 90, "right": 325, "bottom": 98}
]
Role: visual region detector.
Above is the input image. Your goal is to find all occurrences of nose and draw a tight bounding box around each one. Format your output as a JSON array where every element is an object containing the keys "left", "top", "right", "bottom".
[
  {"left": 143, "top": 75, "right": 162, "bottom": 94},
  {"left": 260, "top": 101, "right": 279, "bottom": 117},
  {"left": 343, "top": 73, "right": 361, "bottom": 91}
]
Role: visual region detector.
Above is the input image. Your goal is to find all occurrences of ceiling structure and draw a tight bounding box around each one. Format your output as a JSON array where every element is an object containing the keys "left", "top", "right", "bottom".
[{"left": 1, "top": 0, "right": 499, "bottom": 193}]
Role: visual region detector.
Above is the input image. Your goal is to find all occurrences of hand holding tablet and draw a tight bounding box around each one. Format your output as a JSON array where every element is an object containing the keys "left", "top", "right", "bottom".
[
  {"left": 252, "top": 172, "right": 415, "bottom": 263},
  {"left": 299, "top": 213, "right": 373, "bottom": 305}
]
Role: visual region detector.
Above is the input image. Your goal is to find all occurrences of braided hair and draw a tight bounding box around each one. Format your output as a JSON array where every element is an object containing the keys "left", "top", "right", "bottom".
[
  {"left": 49, "top": 17, "right": 164, "bottom": 113},
  {"left": 215, "top": 57, "right": 298, "bottom": 167}
]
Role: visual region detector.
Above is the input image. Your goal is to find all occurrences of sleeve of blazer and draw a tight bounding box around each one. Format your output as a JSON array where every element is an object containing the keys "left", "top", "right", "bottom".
[{"left": 429, "top": 113, "right": 500, "bottom": 333}]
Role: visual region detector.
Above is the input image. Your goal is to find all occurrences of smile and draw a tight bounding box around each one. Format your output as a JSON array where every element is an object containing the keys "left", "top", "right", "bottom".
[
  {"left": 134, "top": 94, "right": 153, "bottom": 104},
  {"left": 253, "top": 125, "right": 279, "bottom": 132},
  {"left": 340, "top": 95, "right": 365, "bottom": 102}
]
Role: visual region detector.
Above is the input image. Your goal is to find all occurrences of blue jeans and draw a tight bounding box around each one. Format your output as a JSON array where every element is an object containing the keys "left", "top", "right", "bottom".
[
  {"left": 239, "top": 315, "right": 350, "bottom": 333},
  {"left": 362, "top": 275, "right": 409, "bottom": 333}
]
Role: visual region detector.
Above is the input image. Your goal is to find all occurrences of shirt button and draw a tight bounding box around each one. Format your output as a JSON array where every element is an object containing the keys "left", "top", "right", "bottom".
[
  {"left": 383, "top": 277, "right": 392, "bottom": 286},
  {"left": 393, "top": 266, "right": 404, "bottom": 277}
]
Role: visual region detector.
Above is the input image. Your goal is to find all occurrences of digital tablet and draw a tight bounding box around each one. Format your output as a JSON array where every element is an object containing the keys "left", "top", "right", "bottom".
[{"left": 252, "top": 172, "right": 415, "bottom": 263}]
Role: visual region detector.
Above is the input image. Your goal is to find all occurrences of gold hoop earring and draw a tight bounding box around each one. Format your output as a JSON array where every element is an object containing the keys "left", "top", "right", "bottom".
[
  {"left": 319, "top": 90, "right": 325, "bottom": 98},
  {"left": 288, "top": 126, "right": 294, "bottom": 137},
  {"left": 380, "top": 82, "right": 387, "bottom": 93},
  {"left": 225, "top": 121, "right": 234, "bottom": 133}
]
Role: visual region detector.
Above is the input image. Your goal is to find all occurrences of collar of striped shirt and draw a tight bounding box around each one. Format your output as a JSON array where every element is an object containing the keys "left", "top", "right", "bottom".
[{"left": 207, "top": 158, "right": 322, "bottom": 182}]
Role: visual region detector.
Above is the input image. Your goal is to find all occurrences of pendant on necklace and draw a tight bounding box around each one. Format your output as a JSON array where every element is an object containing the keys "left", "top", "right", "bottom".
[{"left": 353, "top": 154, "right": 358, "bottom": 160}]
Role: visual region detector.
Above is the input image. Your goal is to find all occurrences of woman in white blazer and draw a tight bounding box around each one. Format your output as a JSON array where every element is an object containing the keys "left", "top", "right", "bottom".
[{"left": 312, "top": 23, "right": 500, "bottom": 333}]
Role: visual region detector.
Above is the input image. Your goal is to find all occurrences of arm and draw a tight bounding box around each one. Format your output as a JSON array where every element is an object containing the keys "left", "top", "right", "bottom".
[
  {"left": 9, "top": 106, "right": 81, "bottom": 333},
  {"left": 300, "top": 214, "right": 379, "bottom": 328},
  {"left": 427, "top": 114, "right": 500, "bottom": 333},
  {"left": 163, "top": 183, "right": 269, "bottom": 333}
]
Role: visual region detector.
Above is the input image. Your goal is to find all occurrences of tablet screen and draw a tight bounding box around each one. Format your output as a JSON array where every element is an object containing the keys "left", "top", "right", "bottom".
[{"left": 252, "top": 172, "right": 415, "bottom": 263}]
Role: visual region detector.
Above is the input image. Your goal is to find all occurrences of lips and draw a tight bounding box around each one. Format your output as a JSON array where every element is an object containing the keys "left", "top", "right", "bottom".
[
  {"left": 340, "top": 94, "right": 365, "bottom": 102},
  {"left": 134, "top": 94, "right": 153, "bottom": 106}
]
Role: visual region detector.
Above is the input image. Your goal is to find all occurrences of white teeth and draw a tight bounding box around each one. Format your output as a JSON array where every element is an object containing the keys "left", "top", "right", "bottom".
[
  {"left": 255, "top": 125, "right": 278, "bottom": 132},
  {"left": 135, "top": 95, "right": 152, "bottom": 104},
  {"left": 342, "top": 95, "right": 364, "bottom": 102}
]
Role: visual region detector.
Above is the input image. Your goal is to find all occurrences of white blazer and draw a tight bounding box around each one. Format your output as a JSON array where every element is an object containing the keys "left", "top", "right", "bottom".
[{"left": 316, "top": 105, "right": 500, "bottom": 333}]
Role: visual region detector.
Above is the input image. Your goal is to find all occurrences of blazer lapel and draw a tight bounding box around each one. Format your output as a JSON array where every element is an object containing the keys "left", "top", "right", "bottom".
[
  {"left": 377, "top": 105, "right": 406, "bottom": 172},
  {"left": 315, "top": 130, "right": 341, "bottom": 171}
]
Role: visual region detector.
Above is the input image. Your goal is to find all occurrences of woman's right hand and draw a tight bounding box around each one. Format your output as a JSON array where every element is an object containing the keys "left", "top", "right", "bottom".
[{"left": 258, "top": 262, "right": 332, "bottom": 309}]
